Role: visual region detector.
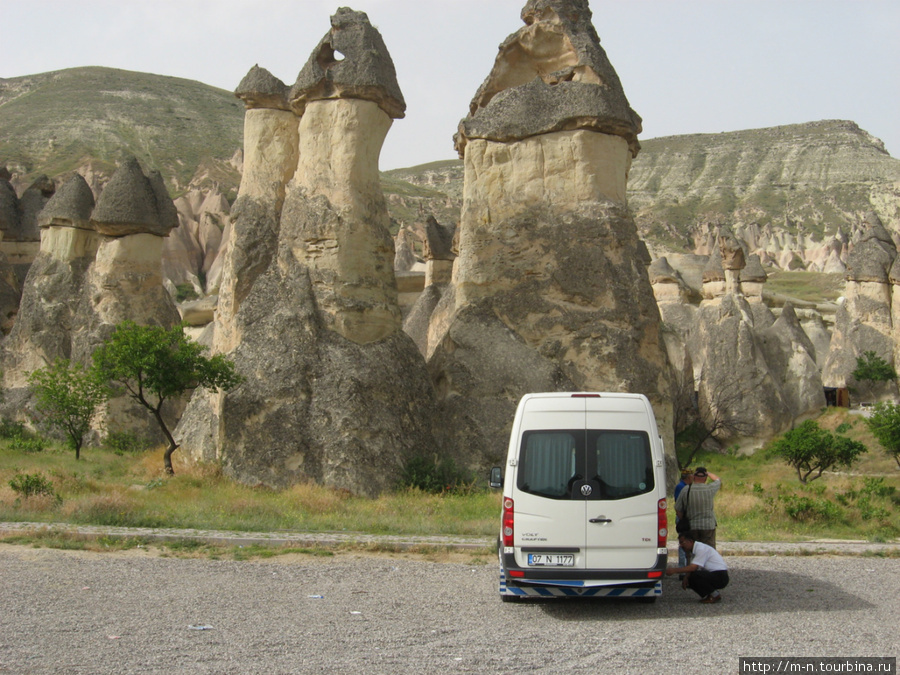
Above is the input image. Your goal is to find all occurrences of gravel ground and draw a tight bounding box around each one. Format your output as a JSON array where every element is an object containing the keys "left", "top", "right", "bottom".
[{"left": 0, "top": 545, "right": 897, "bottom": 674}]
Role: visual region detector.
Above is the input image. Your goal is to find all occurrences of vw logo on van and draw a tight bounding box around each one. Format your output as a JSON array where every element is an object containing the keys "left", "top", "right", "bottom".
[{"left": 580, "top": 484, "right": 593, "bottom": 497}]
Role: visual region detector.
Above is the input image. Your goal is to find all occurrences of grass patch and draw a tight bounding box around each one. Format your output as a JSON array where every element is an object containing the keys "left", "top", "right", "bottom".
[
  {"left": 0, "top": 439, "right": 501, "bottom": 537},
  {"left": 765, "top": 271, "right": 846, "bottom": 303},
  {"left": 677, "top": 420, "right": 900, "bottom": 543},
  {"left": 1, "top": 414, "right": 897, "bottom": 551}
]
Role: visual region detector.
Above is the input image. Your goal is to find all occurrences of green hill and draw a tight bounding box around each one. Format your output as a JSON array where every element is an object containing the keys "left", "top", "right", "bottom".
[{"left": 0, "top": 66, "right": 243, "bottom": 197}]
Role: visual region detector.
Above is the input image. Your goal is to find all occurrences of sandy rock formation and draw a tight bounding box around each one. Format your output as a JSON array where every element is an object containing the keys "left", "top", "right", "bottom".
[
  {"left": 693, "top": 232, "right": 825, "bottom": 447},
  {"left": 403, "top": 216, "right": 457, "bottom": 357},
  {"left": 0, "top": 159, "right": 180, "bottom": 436},
  {"left": 822, "top": 213, "right": 899, "bottom": 398},
  {"left": 758, "top": 303, "right": 826, "bottom": 417},
  {"left": 393, "top": 225, "right": 419, "bottom": 273},
  {"left": 10, "top": 175, "right": 55, "bottom": 242},
  {"left": 740, "top": 254, "right": 767, "bottom": 301},
  {"left": 162, "top": 188, "right": 230, "bottom": 300},
  {"left": 176, "top": 9, "right": 436, "bottom": 496},
  {"left": 82, "top": 158, "right": 180, "bottom": 333},
  {"left": 423, "top": 0, "right": 674, "bottom": 471},
  {"left": 701, "top": 248, "right": 727, "bottom": 300}
]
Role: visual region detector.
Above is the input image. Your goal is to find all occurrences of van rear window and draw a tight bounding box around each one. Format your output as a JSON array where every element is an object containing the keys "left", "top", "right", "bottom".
[
  {"left": 518, "top": 432, "right": 579, "bottom": 499},
  {"left": 518, "top": 429, "right": 653, "bottom": 500},
  {"left": 590, "top": 431, "right": 653, "bottom": 499}
]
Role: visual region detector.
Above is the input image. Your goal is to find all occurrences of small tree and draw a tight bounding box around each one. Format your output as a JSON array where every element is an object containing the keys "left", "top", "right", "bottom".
[
  {"left": 27, "top": 359, "right": 109, "bottom": 460},
  {"left": 768, "top": 419, "right": 867, "bottom": 483},
  {"left": 851, "top": 351, "right": 897, "bottom": 400},
  {"left": 92, "top": 321, "right": 242, "bottom": 475},
  {"left": 678, "top": 375, "right": 756, "bottom": 469},
  {"left": 865, "top": 401, "right": 900, "bottom": 469}
]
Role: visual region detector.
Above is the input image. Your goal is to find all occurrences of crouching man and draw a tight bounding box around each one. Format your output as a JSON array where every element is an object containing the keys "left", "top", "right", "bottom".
[{"left": 665, "top": 531, "right": 729, "bottom": 603}]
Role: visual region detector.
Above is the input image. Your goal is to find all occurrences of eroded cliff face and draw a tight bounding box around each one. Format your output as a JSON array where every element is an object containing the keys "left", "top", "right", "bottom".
[{"left": 629, "top": 120, "right": 900, "bottom": 270}]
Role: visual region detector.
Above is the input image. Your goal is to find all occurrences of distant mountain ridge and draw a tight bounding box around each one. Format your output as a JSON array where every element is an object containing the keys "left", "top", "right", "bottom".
[
  {"left": 0, "top": 66, "right": 243, "bottom": 196},
  {"left": 629, "top": 120, "right": 900, "bottom": 254},
  {"left": 2, "top": 68, "right": 899, "bottom": 270}
]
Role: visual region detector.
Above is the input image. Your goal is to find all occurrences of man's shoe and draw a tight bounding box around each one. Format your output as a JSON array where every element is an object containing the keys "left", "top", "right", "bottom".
[{"left": 699, "top": 595, "right": 721, "bottom": 604}]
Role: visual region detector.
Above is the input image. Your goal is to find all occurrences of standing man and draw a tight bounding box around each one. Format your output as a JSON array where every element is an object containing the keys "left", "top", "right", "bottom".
[
  {"left": 673, "top": 468, "right": 693, "bottom": 569},
  {"left": 665, "top": 531, "right": 729, "bottom": 603},
  {"left": 674, "top": 466, "right": 720, "bottom": 548}
]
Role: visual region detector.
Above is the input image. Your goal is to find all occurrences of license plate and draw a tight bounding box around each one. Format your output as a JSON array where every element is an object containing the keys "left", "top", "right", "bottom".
[{"left": 527, "top": 554, "right": 575, "bottom": 567}]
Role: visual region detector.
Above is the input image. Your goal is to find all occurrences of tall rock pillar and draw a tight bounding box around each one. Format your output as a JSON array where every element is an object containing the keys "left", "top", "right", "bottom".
[
  {"left": 177, "top": 8, "right": 437, "bottom": 496},
  {"left": 429, "top": 0, "right": 674, "bottom": 470},
  {"left": 823, "top": 213, "right": 899, "bottom": 399}
]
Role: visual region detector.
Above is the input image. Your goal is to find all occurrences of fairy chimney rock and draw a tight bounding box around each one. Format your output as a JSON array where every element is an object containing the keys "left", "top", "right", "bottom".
[
  {"left": 91, "top": 158, "right": 178, "bottom": 237},
  {"left": 741, "top": 254, "right": 768, "bottom": 300},
  {"left": 38, "top": 174, "right": 95, "bottom": 230},
  {"left": 235, "top": 65, "right": 290, "bottom": 110},
  {"left": 37, "top": 174, "right": 99, "bottom": 262},
  {"left": 430, "top": 0, "right": 674, "bottom": 472},
  {"left": 717, "top": 227, "right": 745, "bottom": 295},
  {"left": 423, "top": 216, "right": 456, "bottom": 287},
  {"left": 454, "top": 0, "right": 641, "bottom": 222},
  {"left": 649, "top": 256, "right": 689, "bottom": 304},
  {"left": 289, "top": 7, "right": 406, "bottom": 119},
  {"left": 701, "top": 249, "right": 726, "bottom": 299},
  {"left": 846, "top": 213, "right": 896, "bottom": 283},
  {"left": 13, "top": 175, "right": 55, "bottom": 241},
  {"left": 177, "top": 7, "right": 437, "bottom": 498},
  {"left": 282, "top": 7, "right": 404, "bottom": 344}
]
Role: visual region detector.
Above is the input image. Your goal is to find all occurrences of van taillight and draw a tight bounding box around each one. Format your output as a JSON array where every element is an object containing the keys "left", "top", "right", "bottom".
[
  {"left": 657, "top": 498, "right": 668, "bottom": 548},
  {"left": 502, "top": 497, "right": 514, "bottom": 547}
]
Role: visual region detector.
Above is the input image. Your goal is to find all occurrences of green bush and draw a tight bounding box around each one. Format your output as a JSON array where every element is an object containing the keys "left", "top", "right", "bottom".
[
  {"left": 9, "top": 472, "right": 58, "bottom": 499},
  {"left": 779, "top": 494, "right": 842, "bottom": 522},
  {"left": 0, "top": 419, "right": 26, "bottom": 439},
  {"left": 175, "top": 283, "right": 199, "bottom": 302},
  {"left": 399, "top": 455, "right": 474, "bottom": 494},
  {"left": 105, "top": 431, "right": 149, "bottom": 455},
  {"left": 9, "top": 435, "right": 47, "bottom": 454},
  {"left": 835, "top": 478, "right": 895, "bottom": 521}
]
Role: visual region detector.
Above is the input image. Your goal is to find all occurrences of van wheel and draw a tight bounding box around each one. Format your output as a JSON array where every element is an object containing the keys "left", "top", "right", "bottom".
[{"left": 501, "top": 594, "right": 522, "bottom": 603}]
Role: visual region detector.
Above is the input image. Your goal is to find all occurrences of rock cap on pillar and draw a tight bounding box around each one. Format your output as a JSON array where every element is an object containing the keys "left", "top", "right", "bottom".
[
  {"left": 235, "top": 65, "right": 290, "bottom": 111},
  {"left": 289, "top": 7, "right": 406, "bottom": 119},
  {"left": 846, "top": 222, "right": 896, "bottom": 284},
  {"left": 423, "top": 216, "right": 456, "bottom": 262},
  {"left": 742, "top": 254, "right": 767, "bottom": 283},
  {"left": 91, "top": 156, "right": 179, "bottom": 237},
  {"left": 718, "top": 227, "right": 746, "bottom": 271},
  {"left": 37, "top": 174, "right": 96, "bottom": 230},
  {"left": 455, "top": 0, "right": 641, "bottom": 157}
]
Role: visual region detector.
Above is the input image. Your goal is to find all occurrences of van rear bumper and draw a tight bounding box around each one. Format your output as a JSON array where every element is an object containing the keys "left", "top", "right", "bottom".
[{"left": 502, "top": 552, "right": 667, "bottom": 585}]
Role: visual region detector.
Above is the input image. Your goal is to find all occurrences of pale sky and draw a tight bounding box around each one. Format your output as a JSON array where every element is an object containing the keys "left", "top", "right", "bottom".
[{"left": 2, "top": 0, "right": 898, "bottom": 170}]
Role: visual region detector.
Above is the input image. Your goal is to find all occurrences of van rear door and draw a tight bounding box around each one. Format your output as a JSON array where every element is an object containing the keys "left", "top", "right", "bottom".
[
  {"left": 583, "top": 403, "right": 660, "bottom": 571},
  {"left": 512, "top": 397, "right": 588, "bottom": 570}
]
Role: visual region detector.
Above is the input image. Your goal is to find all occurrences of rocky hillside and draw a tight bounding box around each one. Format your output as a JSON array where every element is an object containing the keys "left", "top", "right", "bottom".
[
  {"left": 0, "top": 67, "right": 243, "bottom": 197},
  {"left": 3, "top": 68, "right": 899, "bottom": 273},
  {"left": 629, "top": 120, "right": 900, "bottom": 257}
]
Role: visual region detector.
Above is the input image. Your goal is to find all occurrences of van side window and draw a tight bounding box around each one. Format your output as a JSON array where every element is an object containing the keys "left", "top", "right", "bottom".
[
  {"left": 590, "top": 431, "right": 653, "bottom": 500},
  {"left": 518, "top": 431, "right": 579, "bottom": 499}
]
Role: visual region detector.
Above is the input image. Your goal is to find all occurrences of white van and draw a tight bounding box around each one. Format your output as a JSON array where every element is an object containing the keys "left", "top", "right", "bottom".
[{"left": 490, "top": 392, "right": 668, "bottom": 601}]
